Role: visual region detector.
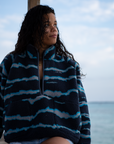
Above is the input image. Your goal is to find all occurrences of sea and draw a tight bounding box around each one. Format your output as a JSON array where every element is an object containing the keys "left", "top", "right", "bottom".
[{"left": 88, "top": 102, "right": 114, "bottom": 144}]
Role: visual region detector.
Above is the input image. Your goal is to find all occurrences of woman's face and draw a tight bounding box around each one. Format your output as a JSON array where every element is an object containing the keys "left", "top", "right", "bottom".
[{"left": 41, "top": 13, "right": 58, "bottom": 49}]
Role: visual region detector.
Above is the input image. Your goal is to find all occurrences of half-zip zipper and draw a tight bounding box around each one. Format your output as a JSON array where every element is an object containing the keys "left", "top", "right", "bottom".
[
  {"left": 38, "top": 51, "right": 44, "bottom": 95},
  {"left": 42, "top": 53, "right": 44, "bottom": 94},
  {"left": 38, "top": 52, "right": 42, "bottom": 95}
]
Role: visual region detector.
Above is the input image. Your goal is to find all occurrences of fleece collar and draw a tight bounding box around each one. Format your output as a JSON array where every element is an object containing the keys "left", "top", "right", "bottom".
[{"left": 27, "top": 44, "right": 56, "bottom": 60}]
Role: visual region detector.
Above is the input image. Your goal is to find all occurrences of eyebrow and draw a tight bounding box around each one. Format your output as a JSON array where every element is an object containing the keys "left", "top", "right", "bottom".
[{"left": 44, "top": 20, "right": 57, "bottom": 23}]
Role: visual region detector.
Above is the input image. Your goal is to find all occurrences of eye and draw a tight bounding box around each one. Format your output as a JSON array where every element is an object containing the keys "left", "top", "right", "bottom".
[
  {"left": 45, "top": 23, "right": 49, "bottom": 27},
  {"left": 54, "top": 24, "right": 57, "bottom": 28}
]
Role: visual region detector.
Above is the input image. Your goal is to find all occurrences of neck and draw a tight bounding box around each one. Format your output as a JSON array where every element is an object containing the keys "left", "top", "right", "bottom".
[
  {"left": 34, "top": 43, "right": 52, "bottom": 60},
  {"left": 34, "top": 45, "right": 44, "bottom": 60},
  {"left": 39, "top": 48, "right": 45, "bottom": 61}
]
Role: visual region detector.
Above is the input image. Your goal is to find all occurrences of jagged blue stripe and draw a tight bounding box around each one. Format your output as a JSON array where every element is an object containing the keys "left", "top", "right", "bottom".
[
  {"left": 44, "top": 89, "right": 78, "bottom": 97},
  {"left": 1, "top": 86, "right": 5, "bottom": 90},
  {"left": 83, "top": 128, "right": 90, "bottom": 131},
  {"left": 22, "top": 96, "right": 66, "bottom": 105},
  {"left": 18, "top": 52, "right": 26, "bottom": 58},
  {"left": 11, "top": 63, "right": 38, "bottom": 69},
  {"left": 81, "top": 113, "right": 90, "bottom": 119},
  {"left": 44, "top": 46, "right": 55, "bottom": 56},
  {"left": 5, "top": 85, "right": 13, "bottom": 90},
  {"left": 79, "top": 101, "right": 88, "bottom": 107},
  {"left": 22, "top": 95, "right": 52, "bottom": 105},
  {"left": 78, "top": 84, "right": 85, "bottom": 93},
  {"left": 54, "top": 101, "right": 65, "bottom": 104},
  {"left": 82, "top": 120, "right": 90, "bottom": 125},
  {"left": 7, "top": 76, "right": 39, "bottom": 84},
  {"left": 80, "top": 133, "right": 91, "bottom": 139},
  {"left": 44, "top": 75, "right": 76, "bottom": 81},
  {"left": 44, "top": 66, "right": 74, "bottom": 73},
  {"left": 75, "top": 62, "right": 79, "bottom": 68},
  {"left": 5, "top": 106, "right": 81, "bottom": 122},
  {"left": 27, "top": 51, "right": 37, "bottom": 59},
  {"left": 46, "top": 81, "right": 57, "bottom": 84},
  {"left": 5, "top": 123, "right": 80, "bottom": 136},
  {"left": 49, "top": 54, "right": 55, "bottom": 59},
  {"left": 2, "top": 64, "right": 7, "bottom": 76},
  {"left": 67, "top": 57, "right": 71, "bottom": 62},
  {"left": 51, "top": 58, "right": 65, "bottom": 62},
  {"left": 4, "top": 90, "right": 40, "bottom": 101},
  {"left": 10, "top": 54, "right": 14, "bottom": 62}
]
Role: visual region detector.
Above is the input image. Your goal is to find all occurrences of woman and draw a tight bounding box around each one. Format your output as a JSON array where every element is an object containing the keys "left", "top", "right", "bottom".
[{"left": 0, "top": 5, "right": 91, "bottom": 144}]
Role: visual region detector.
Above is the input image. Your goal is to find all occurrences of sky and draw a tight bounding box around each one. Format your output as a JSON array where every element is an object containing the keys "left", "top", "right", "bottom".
[{"left": 0, "top": 0, "right": 114, "bottom": 102}]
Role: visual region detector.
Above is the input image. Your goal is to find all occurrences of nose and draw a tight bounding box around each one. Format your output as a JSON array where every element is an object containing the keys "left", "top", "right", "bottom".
[{"left": 51, "top": 25, "right": 57, "bottom": 32}]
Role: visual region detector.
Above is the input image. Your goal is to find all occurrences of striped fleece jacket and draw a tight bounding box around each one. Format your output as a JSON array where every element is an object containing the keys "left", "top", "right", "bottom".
[{"left": 0, "top": 44, "right": 91, "bottom": 144}]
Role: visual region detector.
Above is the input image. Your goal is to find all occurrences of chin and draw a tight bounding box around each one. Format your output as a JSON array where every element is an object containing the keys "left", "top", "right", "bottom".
[
  {"left": 48, "top": 43, "right": 56, "bottom": 47},
  {"left": 52, "top": 41, "right": 57, "bottom": 45}
]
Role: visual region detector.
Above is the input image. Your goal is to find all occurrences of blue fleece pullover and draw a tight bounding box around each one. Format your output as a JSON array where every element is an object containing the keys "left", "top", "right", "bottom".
[{"left": 0, "top": 44, "right": 91, "bottom": 144}]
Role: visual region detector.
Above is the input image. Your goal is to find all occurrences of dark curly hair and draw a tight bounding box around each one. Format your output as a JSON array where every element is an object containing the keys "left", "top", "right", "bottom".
[{"left": 11, "top": 5, "right": 76, "bottom": 61}]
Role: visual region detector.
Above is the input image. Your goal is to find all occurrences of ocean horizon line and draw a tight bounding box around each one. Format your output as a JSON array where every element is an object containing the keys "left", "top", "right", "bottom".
[{"left": 88, "top": 101, "right": 114, "bottom": 104}]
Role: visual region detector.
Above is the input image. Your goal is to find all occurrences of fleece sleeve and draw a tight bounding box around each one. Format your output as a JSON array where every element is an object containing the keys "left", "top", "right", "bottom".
[
  {"left": 0, "top": 61, "right": 4, "bottom": 138},
  {"left": 0, "top": 54, "right": 13, "bottom": 139},
  {"left": 76, "top": 65, "right": 91, "bottom": 144}
]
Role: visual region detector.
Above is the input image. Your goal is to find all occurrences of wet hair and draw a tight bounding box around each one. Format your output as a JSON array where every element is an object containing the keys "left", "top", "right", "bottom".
[{"left": 11, "top": 5, "right": 76, "bottom": 61}]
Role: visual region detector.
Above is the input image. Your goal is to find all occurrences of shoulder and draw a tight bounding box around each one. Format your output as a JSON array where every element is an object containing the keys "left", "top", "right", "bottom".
[
  {"left": 63, "top": 55, "right": 80, "bottom": 70},
  {"left": 0, "top": 53, "right": 15, "bottom": 76},
  {"left": 55, "top": 54, "right": 81, "bottom": 75},
  {"left": 1, "top": 53, "right": 15, "bottom": 66},
  {"left": 55, "top": 54, "right": 76, "bottom": 65},
  {"left": 64, "top": 56, "right": 81, "bottom": 77}
]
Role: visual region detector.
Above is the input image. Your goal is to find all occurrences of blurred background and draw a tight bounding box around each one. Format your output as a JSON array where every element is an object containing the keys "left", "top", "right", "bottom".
[
  {"left": 0, "top": 0, "right": 114, "bottom": 144},
  {"left": 0, "top": 0, "right": 114, "bottom": 102}
]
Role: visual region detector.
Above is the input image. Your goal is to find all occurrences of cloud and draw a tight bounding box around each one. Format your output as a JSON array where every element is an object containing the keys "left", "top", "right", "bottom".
[
  {"left": 58, "top": 25, "right": 114, "bottom": 78},
  {"left": 0, "top": 18, "right": 8, "bottom": 28},
  {"left": 73, "top": 46, "right": 114, "bottom": 78},
  {"left": 59, "top": 25, "right": 114, "bottom": 51},
  {"left": 0, "top": 14, "right": 23, "bottom": 27},
  {"left": 57, "top": 0, "right": 114, "bottom": 23},
  {"left": 0, "top": 29, "right": 17, "bottom": 39},
  {"left": 1, "top": 40, "right": 14, "bottom": 48},
  {"left": 74, "top": 47, "right": 114, "bottom": 67},
  {"left": 0, "top": 15, "right": 23, "bottom": 62}
]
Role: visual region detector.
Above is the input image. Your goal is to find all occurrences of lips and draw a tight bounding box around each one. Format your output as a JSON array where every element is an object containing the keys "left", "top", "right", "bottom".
[{"left": 49, "top": 34, "right": 57, "bottom": 38}]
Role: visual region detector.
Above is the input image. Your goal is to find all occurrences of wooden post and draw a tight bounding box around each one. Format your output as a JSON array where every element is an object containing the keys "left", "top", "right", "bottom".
[{"left": 28, "top": 0, "right": 40, "bottom": 11}]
